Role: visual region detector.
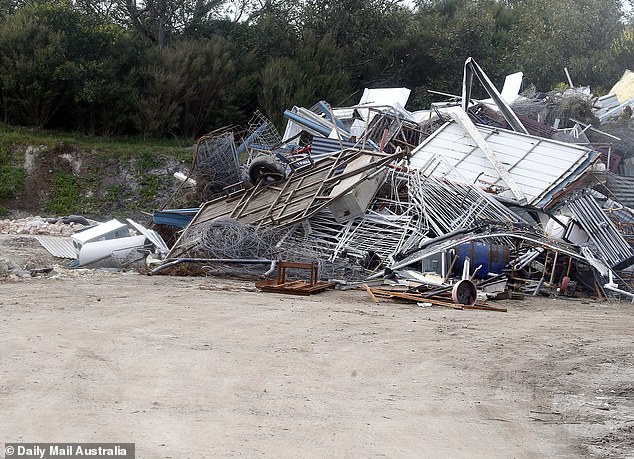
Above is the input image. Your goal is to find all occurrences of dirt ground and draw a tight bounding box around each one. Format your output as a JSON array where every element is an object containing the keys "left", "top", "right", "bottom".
[{"left": 1, "top": 235, "right": 633, "bottom": 458}]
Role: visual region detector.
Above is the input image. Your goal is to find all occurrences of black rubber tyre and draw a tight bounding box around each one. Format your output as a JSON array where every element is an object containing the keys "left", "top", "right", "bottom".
[{"left": 248, "top": 156, "right": 286, "bottom": 184}]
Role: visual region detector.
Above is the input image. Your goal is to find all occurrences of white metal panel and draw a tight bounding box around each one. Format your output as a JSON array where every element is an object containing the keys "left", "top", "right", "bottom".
[
  {"left": 358, "top": 88, "right": 410, "bottom": 110},
  {"left": 332, "top": 108, "right": 355, "bottom": 119},
  {"left": 410, "top": 121, "right": 594, "bottom": 206},
  {"left": 127, "top": 218, "right": 169, "bottom": 255},
  {"left": 481, "top": 71, "right": 524, "bottom": 108},
  {"left": 500, "top": 72, "right": 523, "bottom": 104},
  {"left": 78, "top": 235, "right": 147, "bottom": 268},
  {"left": 356, "top": 87, "right": 411, "bottom": 125},
  {"left": 70, "top": 219, "right": 129, "bottom": 254}
]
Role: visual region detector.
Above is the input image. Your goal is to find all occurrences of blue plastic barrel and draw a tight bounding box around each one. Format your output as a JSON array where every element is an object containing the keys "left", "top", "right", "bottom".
[{"left": 453, "top": 241, "right": 509, "bottom": 279}]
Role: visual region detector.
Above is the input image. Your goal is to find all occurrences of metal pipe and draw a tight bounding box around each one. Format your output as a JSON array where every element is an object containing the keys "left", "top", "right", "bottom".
[
  {"left": 532, "top": 278, "right": 545, "bottom": 296},
  {"left": 512, "top": 247, "right": 544, "bottom": 270},
  {"left": 283, "top": 110, "right": 333, "bottom": 138},
  {"left": 264, "top": 260, "right": 278, "bottom": 277}
]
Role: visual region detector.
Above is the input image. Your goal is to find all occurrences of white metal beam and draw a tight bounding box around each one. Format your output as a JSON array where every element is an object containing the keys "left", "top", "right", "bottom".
[{"left": 445, "top": 107, "right": 528, "bottom": 205}]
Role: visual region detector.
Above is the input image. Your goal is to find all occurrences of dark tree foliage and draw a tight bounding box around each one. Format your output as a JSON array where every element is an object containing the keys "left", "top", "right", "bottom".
[
  {"left": 0, "top": 0, "right": 629, "bottom": 138},
  {"left": 73, "top": 0, "right": 226, "bottom": 47}
]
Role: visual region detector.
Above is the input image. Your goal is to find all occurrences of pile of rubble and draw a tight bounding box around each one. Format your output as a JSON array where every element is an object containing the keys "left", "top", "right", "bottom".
[
  {"left": 0, "top": 216, "right": 90, "bottom": 236},
  {"left": 32, "top": 218, "right": 168, "bottom": 271},
  {"left": 28, "top": 57, "right": 634, "bottom": 307},
  {"left": 148, "top": 57, "right": 634, "bottom": 305}
]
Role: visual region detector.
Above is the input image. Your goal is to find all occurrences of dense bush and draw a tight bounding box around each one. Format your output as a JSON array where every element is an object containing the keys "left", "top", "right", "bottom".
[{"left": 0, "top": 0, "right": 629, "bottom": 138}]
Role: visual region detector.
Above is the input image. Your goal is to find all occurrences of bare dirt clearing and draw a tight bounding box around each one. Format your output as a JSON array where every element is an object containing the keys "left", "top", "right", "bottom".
[{"left": 0, "top": 235, "right": 633, "bottom": 458}]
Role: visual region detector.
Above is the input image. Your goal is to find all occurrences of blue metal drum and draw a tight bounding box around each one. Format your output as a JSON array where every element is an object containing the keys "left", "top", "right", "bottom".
[{"left": 454, "top": 241, "right": 509, "bottom": 279}]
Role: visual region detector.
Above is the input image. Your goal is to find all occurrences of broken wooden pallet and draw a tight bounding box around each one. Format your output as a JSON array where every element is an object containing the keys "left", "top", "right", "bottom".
[
  {"left": 255, "top": 261, "right": 337, "bottom": 296},
  {"left": 255, "top": 279, "right": 336, "bottom": 295}
]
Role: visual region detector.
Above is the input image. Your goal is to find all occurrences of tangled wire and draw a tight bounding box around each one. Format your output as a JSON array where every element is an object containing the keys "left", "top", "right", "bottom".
[{"left": 187, "top": 219, "right": 277, "bottom": 259}]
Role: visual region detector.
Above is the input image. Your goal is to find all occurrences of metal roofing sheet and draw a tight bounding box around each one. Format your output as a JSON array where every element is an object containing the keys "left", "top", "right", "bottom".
[
  {"left": 311, "top": 137, "right": 361, "bottom": 159},
  {"left": 409, "top": 121, "right": 596, "bottom": 207},
  {"left": 35, "top": 236, "right": 77, "bottom": 259},
  {"left": 606, "top": 173, "right": 634, "bottom": 208}
]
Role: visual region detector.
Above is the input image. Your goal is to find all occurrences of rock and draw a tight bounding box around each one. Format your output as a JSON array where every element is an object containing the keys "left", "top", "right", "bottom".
[
  {"left": 0, "top": 216, "right": 87, "bottom": 236},
  {"left": 0, "top": 259, "right": 9, "bottom": 277}
]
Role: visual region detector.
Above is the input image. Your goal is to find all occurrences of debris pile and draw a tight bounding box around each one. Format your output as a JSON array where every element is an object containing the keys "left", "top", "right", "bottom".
[
  {"left": 33, "top": 217, "right": 168, "bottom": 271},
  {"left": 148, "top": 57, "right": 634, "bottom": 306},
  {"left": 22, "top": 57, "right": 634, "bottom": 308},
  {"left": 0, "top": 216, "right": 91, "bottom": 236},
  {"left": 0, "top": 258, "right": 33, "bottom": 280}
]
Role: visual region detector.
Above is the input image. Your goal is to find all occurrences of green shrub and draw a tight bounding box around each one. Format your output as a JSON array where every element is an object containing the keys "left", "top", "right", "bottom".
[
  {"left": 0, "top": 165, "right": 25, "bottom": 201},
  {"left": 46, "top": 170, "right": 81, "bottom": 214}
]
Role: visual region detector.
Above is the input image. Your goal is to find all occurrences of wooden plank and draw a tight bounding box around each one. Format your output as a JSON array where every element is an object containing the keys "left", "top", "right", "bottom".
[
  {"left": 368, "top": 287, "right": 505, "bottom": 311},
  {"left": 463, "top": 304, "right": 507, "bottom": 312},
  {"left": 363, "top": 284, "right": 379, "bottom": 303}
]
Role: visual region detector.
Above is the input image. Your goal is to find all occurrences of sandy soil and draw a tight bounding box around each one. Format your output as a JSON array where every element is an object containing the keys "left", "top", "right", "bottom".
[{"left": 1, "top": 235, "right": 633, "bottom": 458}]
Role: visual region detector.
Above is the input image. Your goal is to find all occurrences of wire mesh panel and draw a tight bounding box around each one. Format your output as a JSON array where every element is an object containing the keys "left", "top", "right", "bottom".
[
  {"left": 195, "top": 131, "right": 241, "bottom": 200},
  {"left": 241, "top": 110, "right": 284, "bottom": 166}
]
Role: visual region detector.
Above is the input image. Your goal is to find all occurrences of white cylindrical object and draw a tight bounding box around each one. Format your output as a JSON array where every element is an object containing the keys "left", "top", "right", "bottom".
[{"left": 78, "top": 235, "right": 147, "bottom": 267}]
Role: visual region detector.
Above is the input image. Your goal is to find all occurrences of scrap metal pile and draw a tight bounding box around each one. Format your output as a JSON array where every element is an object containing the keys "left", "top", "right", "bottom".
[
  {"left": 34, "top": 217, "right": 169, "bottom": 270},
  {"left": 153, "top": 57, "right": 634, "bottom": 304}
]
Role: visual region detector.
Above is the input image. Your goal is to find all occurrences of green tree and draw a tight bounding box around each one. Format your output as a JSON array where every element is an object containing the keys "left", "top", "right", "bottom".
[
  {"left": 112, "top": 0, "right": 226, "bottom": 46},
  {"left": 65, "top": 26, "right": 143, "bottom": 135},
  {"left": 508, "top": 0, "right": 624, "bottom": 90},
  {"left": 258, "top": 57, "right": 303, "bottom": 129},
  {"left": 0, "top": 8, "right": 67, "bottom": 126},
  {"left": 133, "top": 45, "right": 185, "bottom": 136},
  {"left": 604, "top": 27, "right": 634, "bottom": 87},
  {"left": 0, "top": 0, "right": 26, "bottom": 20},
  {"left": 411, "top": 0, "right": 522, "bottom": 97},
  {"left": 0, "top": 2, "right": 143, "bottom": 133},
  {"left": 258, "top": 32, "right": 352, "bottom": 129},
  {"left": 179, "top": 37, "right": 238, "bottom": 137},
  {"left": 133, "top": 37, "right": 238, "bottom": 137},
  {"left": 245, "top": 0, "right": 302, "bottom": 59},
  {"left": 300, "top": 0, "right": 412, "bottom": 88}
]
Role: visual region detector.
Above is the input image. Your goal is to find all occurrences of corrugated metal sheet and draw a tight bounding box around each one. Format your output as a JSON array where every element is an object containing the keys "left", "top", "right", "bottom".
[
  {"left": 606, "top": 173, "right": 634, "bottom": 208},
  {"left": 311, "top": 137, "right": 361, "bottom": 159},
  {"left": 35, "top": 236, "right": 77, "bottom": 259},
  {"left": 619, "top": 157, "right": 634, "bottom": 176},
  {"left": 566, "top": 190, "right": 634, "bottom": 269},
  {"left": 409, "top": 121, "right": 597, "bottom": 207}
]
